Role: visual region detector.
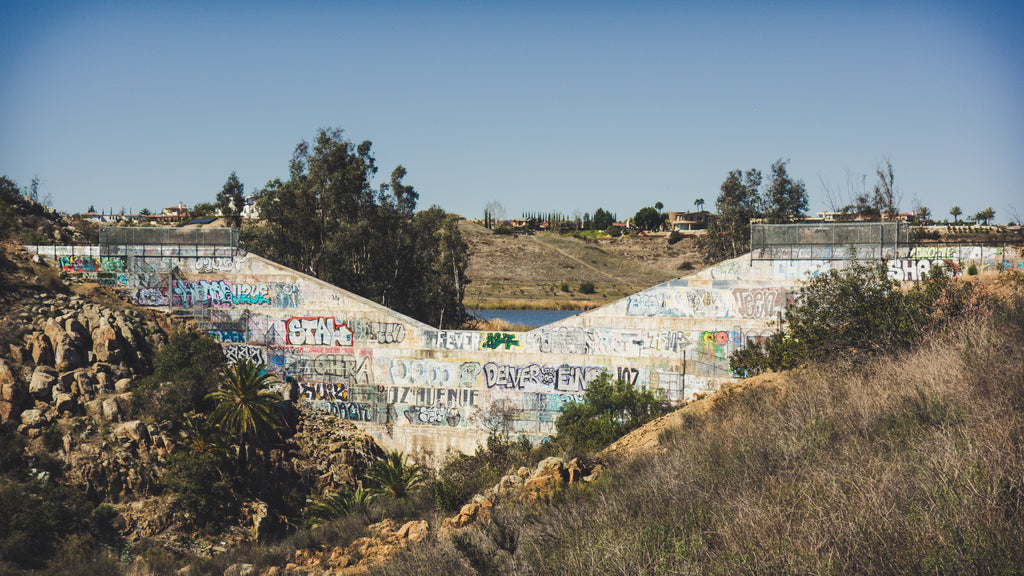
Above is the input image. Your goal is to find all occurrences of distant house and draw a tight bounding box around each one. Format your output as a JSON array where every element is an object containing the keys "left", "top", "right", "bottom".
[
  {"left": 241, "top": 194, "right": 260, "bottom": 220},
  {"left": 666, "top": 210, "right": 711, "bottom": 231}
]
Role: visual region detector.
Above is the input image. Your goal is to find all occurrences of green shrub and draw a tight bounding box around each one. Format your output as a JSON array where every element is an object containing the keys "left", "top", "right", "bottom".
[
  {"left": 667, "top": 230, "right": 683, "bottom": 245},
  {"left": 131, "top": 331, "right": 225, "bottom": 423},
  {"left": 605, "top": 226, "right": 622, "bottom": 238},
  {"left": 968, "top": 263, "right": 978, "bottom": 275},
  {"left": 578, "top": 281, "right": 596, "bottom": 294},
  {"left": 554, "top": 372, "right": 668, "bottom": 453},
  {"left": 559, "top": 282, "right": 570, "bottom": 292},
  {"left": 162, "top": 450, "right": 239, "bottom": 531}
]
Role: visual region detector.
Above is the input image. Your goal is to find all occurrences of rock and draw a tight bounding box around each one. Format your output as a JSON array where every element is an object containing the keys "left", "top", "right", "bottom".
[
  {"left": 21, "top": 408, "right": 45, "bottom": 427},
  {"left": 102, "top": 397, "right": 121, "bottom": 421},
  {"left": 223, "top": 564, "right": 254, "bottom": 576},
  {"left": 29, "top": 369, "right": 57, "bottom": 400},
  {"left": 8, "top": 344, "right": 27, "bottom": 364},
  {"left": 84, "top": 398, "right": 104, "bottom": 418},
  {"left": 114, "top": 378, "right": 132, "bottom": 393},
  {"left": 91, "top": 319, "right": 124, "bottom": 364},
  {"left": 54, "top": 392, "right": 75, "bottom": 414},
  {"left": 28, "top": 332, "right": 54, "bottom": 366},
  {"left": 45, "top": 319, "right": 83, "bottom": 371},
  {"left": 114, "top": 420, "right": 150, "bottom": 445},
  {"left": 395, "top": 520, "right": 429, "bottom": 543},
  {"left": 0, "top": 360, "right": 26, "bottom": 421}
]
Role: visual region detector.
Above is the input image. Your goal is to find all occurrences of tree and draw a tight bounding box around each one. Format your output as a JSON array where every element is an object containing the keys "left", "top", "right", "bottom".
[
  {"left": 191, "top": 202, "right": 216, "bottom": 218},
  {"left": 206, "top": 358, "right": 283, "bottom": 473},
  {"left": 914, "top": 203, "right": 932, "bottom": 225},
  {"left": 762, "top": 159, "right": 808, "bottom": 223},
  {"left": 950, "top": 205, "right": 962, "bottom": 224},
  {"left": 484, "top": 200, "right": 505, "bottom": 229},
  {"left": 138, "top": 208, "right": 152, "bottom": 216},
  {"left": 217, "top": 171, "right": 246, "bottom": 228},
  {"left": 0, "top": 176, "right": 19, "bottom": 242},
  {"left": 654, "top": 201, "right": 664, "bottom": 212},
  {"left": 633, "top": 206, "right": 663, "bottom": 231},
  {"left": 976, "top": 207, "right": 996, "bottom": 226},
  {"left": 592, "top": 207, "right": 615, "bottom": 230},
  {"left": 694, "top": 198, "right": 705, "bottom": 211},
  {"left": 554, "top": 372, "right": 668, "bottom": 452},
  {"left": 87, "top": 204, "right": 96, "bottom": 213},
  {"left": 244, "top": 128, "right": 469, "bottom": 327},
  {"left": 872, "top": 159, "right": 899, "bottom": 220},
  {"left": 697, "top": 168, "right": 762, "bottom": 263}
]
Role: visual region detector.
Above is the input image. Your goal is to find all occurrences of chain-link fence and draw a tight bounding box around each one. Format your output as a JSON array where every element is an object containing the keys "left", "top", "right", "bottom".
[
  {"left": 99, "top": 227, "right": 238, "bottom": 256},
  {"left": 750, "top": 222, "right": 910, "bottom": 260}
]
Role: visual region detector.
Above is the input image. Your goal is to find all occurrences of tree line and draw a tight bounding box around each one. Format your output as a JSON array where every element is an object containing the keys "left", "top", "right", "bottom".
[{"left": 210, "top": 128, "right": 470, "bottom": 329}]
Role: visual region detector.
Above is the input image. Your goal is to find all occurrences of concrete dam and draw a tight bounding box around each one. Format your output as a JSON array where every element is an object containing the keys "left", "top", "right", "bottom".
[{"left": 29, "top": 223, "right": 1020, "bottom": 457}]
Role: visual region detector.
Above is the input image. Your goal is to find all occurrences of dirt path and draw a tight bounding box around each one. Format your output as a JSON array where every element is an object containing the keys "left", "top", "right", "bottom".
[{"left": 532, "top": 236, "right": 618, "bottom": 281}]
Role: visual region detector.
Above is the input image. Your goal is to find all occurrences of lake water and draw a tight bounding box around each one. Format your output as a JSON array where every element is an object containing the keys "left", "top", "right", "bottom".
[{"left": 468, "top": 308, "right": 582, "bottom": 329}]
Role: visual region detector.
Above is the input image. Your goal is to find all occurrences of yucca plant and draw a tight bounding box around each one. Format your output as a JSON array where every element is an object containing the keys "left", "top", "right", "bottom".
[
  {"left": 304, "top": 487, "right": 376, "bottom": 529},
  {"left": 365, "top": 450, "right": 428, "bottom": 500}
]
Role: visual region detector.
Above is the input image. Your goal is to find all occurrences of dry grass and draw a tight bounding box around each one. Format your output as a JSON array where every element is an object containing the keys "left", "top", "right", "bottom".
[{"left": 373, "top": 289, "right": 1024, "bottom": 575}]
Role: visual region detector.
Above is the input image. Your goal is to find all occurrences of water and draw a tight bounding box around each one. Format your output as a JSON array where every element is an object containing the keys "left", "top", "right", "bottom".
[{"left": 468, "top": 308, "right": 582, "bottom": 329}]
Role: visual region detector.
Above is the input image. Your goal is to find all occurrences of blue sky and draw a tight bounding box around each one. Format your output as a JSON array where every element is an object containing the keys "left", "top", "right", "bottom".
[{"left": 2, "top": 1, "right": 1021, "bottom": 223}]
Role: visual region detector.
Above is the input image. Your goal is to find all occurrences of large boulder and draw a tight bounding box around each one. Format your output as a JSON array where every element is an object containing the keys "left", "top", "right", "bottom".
[
  {"left": 0, "top": 360, "right": 26, "bottom": 422},
  {"left": 28, "top": 332, "right": 53, "bottom": 366},
  {"left": 45, "top": 319, "right": 82, "bottom": 372},
  {"left": 91, "top": 318, "right": 124, "bottom": 364},
  {"left": 29, "top": 368, "right": 58, "bottom": 400}
]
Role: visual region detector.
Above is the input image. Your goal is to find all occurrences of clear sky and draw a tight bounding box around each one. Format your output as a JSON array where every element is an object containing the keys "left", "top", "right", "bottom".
[{"left": 2, "top": 1, "right": 1021, "bottom": 223}]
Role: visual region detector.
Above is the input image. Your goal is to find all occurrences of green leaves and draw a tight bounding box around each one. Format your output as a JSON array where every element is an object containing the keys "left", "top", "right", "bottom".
[
  {"left": 205, "top": 358, "right": 283, "bottom": 471},
  {"left": 364, "top": 450, "right": 428, "bottom": 500}
]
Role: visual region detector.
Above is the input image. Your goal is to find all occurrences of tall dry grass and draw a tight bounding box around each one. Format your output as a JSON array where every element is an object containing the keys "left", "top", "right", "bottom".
[{"left": 373, "top": 289, "right": 1024, "bottom": 575}]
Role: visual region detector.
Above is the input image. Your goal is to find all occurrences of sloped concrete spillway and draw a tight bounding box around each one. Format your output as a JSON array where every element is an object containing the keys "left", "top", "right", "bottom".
[{"left": 27, "top": 234, "right": 1019, "bottom": 457}]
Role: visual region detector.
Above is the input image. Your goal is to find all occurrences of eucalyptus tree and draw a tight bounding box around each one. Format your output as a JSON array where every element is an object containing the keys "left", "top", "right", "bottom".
[{"left": 244, "top": 128, "right": 468, "bottom": 327}]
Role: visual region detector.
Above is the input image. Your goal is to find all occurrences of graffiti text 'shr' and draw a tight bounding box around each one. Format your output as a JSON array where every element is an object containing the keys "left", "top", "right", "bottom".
[{"left": 286, "top": 317, "right": 354, "bottom": 347}]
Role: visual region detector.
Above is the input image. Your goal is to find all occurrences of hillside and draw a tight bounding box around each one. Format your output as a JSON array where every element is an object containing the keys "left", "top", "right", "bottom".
[
  {"left": 367, "top": 276, "right": 1024, "bottom": 575},
  {"left": 460, "top": 220, "right": 707, "bottom": 310}
]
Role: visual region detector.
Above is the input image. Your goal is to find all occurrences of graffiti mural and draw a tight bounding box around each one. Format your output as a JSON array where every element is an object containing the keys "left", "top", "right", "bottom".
[
  {"left": 286, "top": 317, "right": 353, "bottom": 347},
  {"left": 386, "top": 387, "right": 479, "bottom": 407},
  {"left": 482, "top": 362, "right": 603, "bottom": 392},
  {"left": 299, "top": 381, "right": 349, "bottom": 402},
  {"left": 404, "top": 406, "right": 461, "bottom": 427},
  {"left": 208, "top": 330, "right": 245, "bottom": 343},
  {"left": 732, "top": 288, "right": 787, "bottom": 320},
  {"left": 316, "top": 401, "right": 373, "bottom": 422},
  {"left": 887, "top": 259, "right": 957, "bottom": 282},
  {"left": 483, "top": 332, "right": 520, "bottom": 350},
  {"left": 172, "top": 279, "right": 233, "bottom": 308},
  {"left": 231, "top": 283, "right": 272, "bottom": 306},
  {"left": 223, "top": 344, "right": 267, "bottom": 366},
  {"left": 59, "top": 255, "right": 97, "bottom": 273}
]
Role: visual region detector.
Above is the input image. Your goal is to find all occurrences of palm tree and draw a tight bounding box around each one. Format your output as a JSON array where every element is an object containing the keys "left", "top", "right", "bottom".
[
  {"left": 694, "top": 198, "right": 705, "bottom": 212},
  {"left": 978, "top": 207, "right": 996, "bottom": 226},
  {"left": 950, "top": 205, "right": 962, "bottom": 224},
  {"left": 365, "top": 450, "right": 428, "bottom": 500},
  {"left": 206, "top": 358, "right": 283, "bottom": 473}
]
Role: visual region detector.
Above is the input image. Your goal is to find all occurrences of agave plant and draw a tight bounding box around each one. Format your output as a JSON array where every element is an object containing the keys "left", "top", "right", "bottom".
[
  {"left": 304, "top": 487, "right": 376, "bottom": 529},
  {"left": 365, "top": 450, "right": 429, "bottom": 500}
]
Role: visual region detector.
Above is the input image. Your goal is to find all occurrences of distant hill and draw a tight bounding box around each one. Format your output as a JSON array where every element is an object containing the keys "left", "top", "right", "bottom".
[{"left": 459, "top": 220, "right": 707, "bottom": 310}]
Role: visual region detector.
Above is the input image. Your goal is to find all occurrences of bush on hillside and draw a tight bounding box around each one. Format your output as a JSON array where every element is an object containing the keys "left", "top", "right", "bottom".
[
  {"left": 732, "top": 260, "right": 985, "bottom": 375},
  {"left": 131, "top": 331, "right": 225, "bottom": 423},
  {"left": 554, "top": 372, "right": 668, "bottom": 453}
]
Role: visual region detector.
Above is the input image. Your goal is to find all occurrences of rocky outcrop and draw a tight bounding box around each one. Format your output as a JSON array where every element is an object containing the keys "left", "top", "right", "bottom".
[
  {"left": 281, "top": 518, "right": 430, "bottom": 575},
  {"left": 291, "top": 401, "right": 384, "bottom": 500}
]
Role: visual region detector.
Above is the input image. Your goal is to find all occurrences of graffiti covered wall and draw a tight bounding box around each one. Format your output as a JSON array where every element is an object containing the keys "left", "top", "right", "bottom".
[{"left": 27, "top": 240, "right": 1021, "bottom": 457}]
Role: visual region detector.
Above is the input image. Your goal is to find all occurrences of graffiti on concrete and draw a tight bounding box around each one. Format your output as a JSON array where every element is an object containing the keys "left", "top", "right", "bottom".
[
  {"left": 133, "top": 287, "right": 168, "bottom": 306},
  {"left": 351, "top": 321, "right": 406, "bottom": 344},
  {"left": 59, "top": 255, "right": 97, "bottom": 273},
  {"left": 223, "top": 344, "right": 267, "bottom": 366},
  {"left": 208, "top": 330, "right": 245, "bottom": 343},
  {"left": 316, "top": 400, "right": 373, "bottom": 422},
  {"left": 271, "top": 282, "right": 302, "bottom": 308},
  {"left": 404, "top": 406, "right": 462, "bottom": 427},
  {"left": 482, "top": 362, "right": 603, "bottom": 392},
  {"left": 299, "top": 381, "right": 349, "bottom": 401},
  {"left": 887, "top": 259, "right": 957, "bottom": 282},
  {"left": 231, "top": 283, "right": 272, "bottom": 306},
  {"left": 172, "top": 279, "right": 233, "bottom": 308},
  {"left": 626, "top": 293, "right": 664, "bottom": 316},
  {"left": 387, "top": 386, "right": 479, "bottom": 407},
  {"left": 732, "top": 288, "right": 787, "bottom": 320},
  {"left": 617, "top": 366, "right": 639, "bottom": 386},
  {"left": 188, "top": 256, "right": 240, "bottom": 274},
  {"left": 98, "top": 257, "right": 126, "bottom": 272},
  {"left": 381, "top": 359, "right": 480, "bottom": 388},
  {"left": 483, "top": 332, "right": 520, "bottom": 350},
  {"left": 423, "top": 330, "right": 481, "bottom": 351},
  {"left": 286, "top": 317, "right": 353, "bottom": 347}
]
